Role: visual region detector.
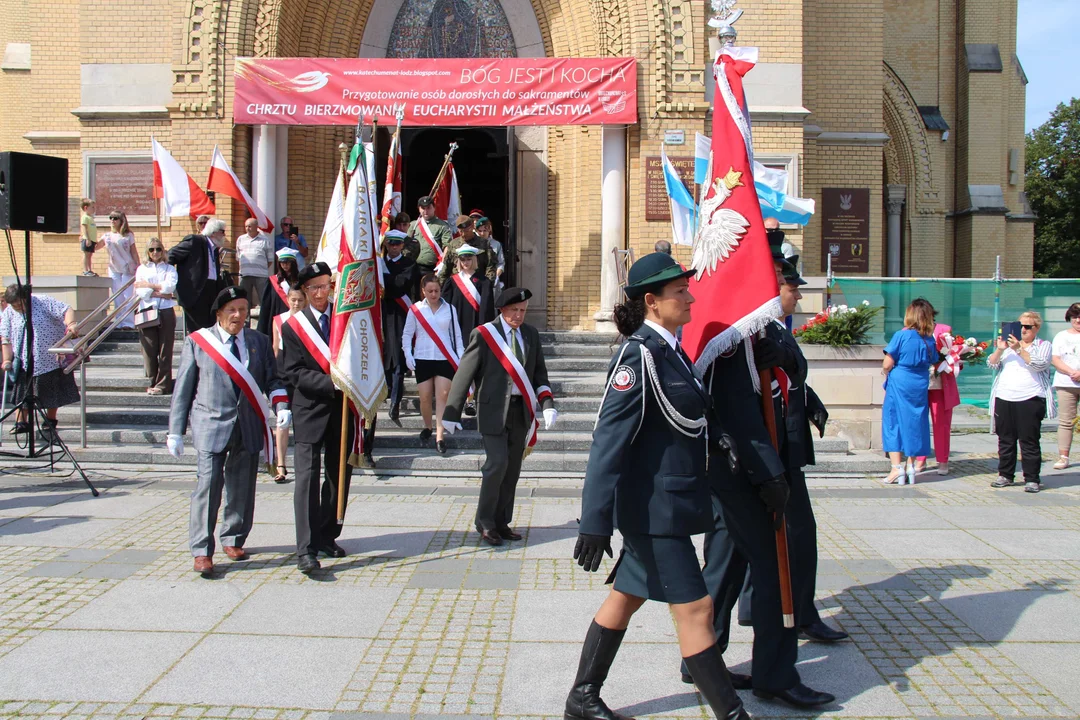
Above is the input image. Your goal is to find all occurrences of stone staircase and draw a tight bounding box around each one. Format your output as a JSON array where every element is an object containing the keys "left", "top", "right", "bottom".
[{"left": 39, "top": 329, "right": 878, "bottom": 476}]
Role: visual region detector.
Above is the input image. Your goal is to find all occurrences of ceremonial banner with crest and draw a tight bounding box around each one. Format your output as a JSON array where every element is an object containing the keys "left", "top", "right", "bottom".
[
  {"left": 330, "top": 139, "right": 387, "bottom": 424},
  {"left": 682, "top": 46, "right": 781, "bottom": 370}
]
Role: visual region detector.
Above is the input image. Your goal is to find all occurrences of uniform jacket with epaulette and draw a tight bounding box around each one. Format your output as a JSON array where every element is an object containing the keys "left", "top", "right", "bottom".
[{"left": 579, "top": 323, "right": 713, "bottom": 537}]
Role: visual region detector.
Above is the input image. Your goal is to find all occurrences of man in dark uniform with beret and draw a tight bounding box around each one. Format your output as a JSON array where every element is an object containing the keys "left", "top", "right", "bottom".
[
  {"left": 405, "top": 195, "right": 453, "bottom": 277},
  {"left": 681, "top": 236, "right": 835, "bottom": 709},
  {"left": 442, "top": 287, "right": 556, "bottom": 546},
  {"left": 280, "top": 261, "right": 355, "bottom": 574},
  {"left": 382, "top": 231, "right": 417, "bottom": 422}
]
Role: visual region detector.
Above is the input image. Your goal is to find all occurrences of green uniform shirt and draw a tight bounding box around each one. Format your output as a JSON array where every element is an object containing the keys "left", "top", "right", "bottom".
[{"left": 406, "top": 217, "right": 453, "bottom": 268}]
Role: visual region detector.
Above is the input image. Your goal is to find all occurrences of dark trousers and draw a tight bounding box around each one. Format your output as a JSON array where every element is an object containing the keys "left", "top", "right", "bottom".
[
  {"left": 476, "top": 397, "right": 528, "bottom": 531},
  {"left": 737, "top": 466, "right": 821, "bottom": 628},
  {"left": 387, "top": 363, "right": 405, "bottom": 411},
  {"left": 702, "top": 490, "right": 800, "bottom": 692},
  {"left": 182, "top": 283, "right": 218, "bottom": 334},
  {"left": 189, "top": 424, "right": 258, "bottom": 557},
  {"left": 362, "top": 415, "right": 377, "bottom": 455},
  {"left": 995, "top": 396, "right": 1046, "bottom": 482},
  {"left": 138, "top": 308, "right": 176, "bottom": 392},
  {"left": 293, "top": 436, "right": 354, "bottom": 556}
]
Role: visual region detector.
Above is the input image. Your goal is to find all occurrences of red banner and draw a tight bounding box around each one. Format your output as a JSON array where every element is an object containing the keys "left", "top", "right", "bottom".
[{"left": 233, "top": 57, "right": 637, "bottom": 127}]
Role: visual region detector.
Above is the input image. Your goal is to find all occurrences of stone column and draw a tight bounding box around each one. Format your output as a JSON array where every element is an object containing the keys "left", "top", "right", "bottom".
[
  {"left": 595, "top": 125, "right": 626, "bottom": 332},
  {"left": 886, "top": 184, "right": 906, "bottom": 277},
  {"left": 252, "top": 125, "right": 277, "bottom": 227},
  {"left": 274, "top": 126, "right": 289, "bottom": 225}
]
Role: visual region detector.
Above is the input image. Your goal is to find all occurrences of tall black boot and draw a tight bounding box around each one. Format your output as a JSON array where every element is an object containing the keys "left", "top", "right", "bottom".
[
  {"left": 682, "top": 644, "right": 751, "bottom": 720},
  {"left": 564, "top": 620, "right": 633, "bottom": 720}
]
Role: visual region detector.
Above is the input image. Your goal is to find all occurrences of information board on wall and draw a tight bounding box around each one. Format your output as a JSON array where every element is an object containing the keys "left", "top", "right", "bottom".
[
  {"left": 93, "top": 162, "right": 157, "bottom": 218},
  {"left": 820, "top": 187, "right": 870, "bottom": 273},
  {"left": 645, "top": 155, "right": 695, "bottom": 222}
]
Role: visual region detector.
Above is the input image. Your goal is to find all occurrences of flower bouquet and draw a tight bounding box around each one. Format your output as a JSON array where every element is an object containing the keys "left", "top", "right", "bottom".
[
  {"left": 793, "top": 300, "right": 883, "bottom": 347},
  {"left": 934, "top": 333, "right": 988, "bottom": 378}
]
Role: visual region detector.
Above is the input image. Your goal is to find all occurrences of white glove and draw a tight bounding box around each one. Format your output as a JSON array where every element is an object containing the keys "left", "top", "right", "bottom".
[
  {"left": 276, "top": 408, "right": 292, "bottom": 428},
  {"left": 406, "top": 355, "right": 416, "bottom": 372},
  {"left": 166, "top": 434, "right": 184, "bottom": 458},
  {"left": 543, "top": 407, "right": 559, "bottom": 430},
  {"left": 442, "top": 420, "right": 462, "bottom": 435}
]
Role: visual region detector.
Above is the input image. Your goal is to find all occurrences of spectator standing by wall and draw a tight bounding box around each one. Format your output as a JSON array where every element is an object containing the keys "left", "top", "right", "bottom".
[
  {"left": 881, "top": 300, "right": 936, "bottom": 485},
  {"left": 96, "top": 211, "right": 140, "bottom": 329},
  {"left": 133, "top": 237, "right": 178, "bottom": 395},
  {"left": 989, "top": 311, "right": 1055, "bottom": 493},
  {"left": 80, "top": 199, "right": 97, "bottom": 276},
  {"left": 1051, "top": 303, "right": 1080, "bottom": 470},
  {"left": 236, "top": 218, "right": 274, "bottom": 318},
  {"left": 914, "top": 301, "right": 961, "bottom": 476},
  {"left": 274, "top": 217, "right": 308, "bottom": 269}
]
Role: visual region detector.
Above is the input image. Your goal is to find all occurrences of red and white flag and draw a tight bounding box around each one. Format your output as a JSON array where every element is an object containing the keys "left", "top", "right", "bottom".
[
  {"left": 151, "top": 137, "right": 215, "bottom": 218},
  {"left": 207, "top": 146, "right": 274, "bottom": 232},
  {"left": 432, "top": 162, "right": 461, "bottom": 226},
  {"left": 379, "top": 125, "right": 403, "bottom": 241},
  {"left": 682, "top": 46, "right": 780, "bottom": 370}
]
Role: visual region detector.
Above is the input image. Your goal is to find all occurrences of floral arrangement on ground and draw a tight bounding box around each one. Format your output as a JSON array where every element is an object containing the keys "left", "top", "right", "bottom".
[{"left": 793, "top": 301, "right": 884, "bottom": 347}]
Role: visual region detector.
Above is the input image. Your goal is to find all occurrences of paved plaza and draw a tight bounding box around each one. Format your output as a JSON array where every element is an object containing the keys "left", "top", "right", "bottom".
[{"left": 1, "top": 434, "right": 1079, "bottom": 720}]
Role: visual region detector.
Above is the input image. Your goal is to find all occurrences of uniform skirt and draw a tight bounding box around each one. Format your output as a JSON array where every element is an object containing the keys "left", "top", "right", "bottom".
[
  {"left": 608, "top": 533, "right": 707, "bottom": 604},
  {"left": 415, "top": 359, "right": 455, "bottom": 383}
]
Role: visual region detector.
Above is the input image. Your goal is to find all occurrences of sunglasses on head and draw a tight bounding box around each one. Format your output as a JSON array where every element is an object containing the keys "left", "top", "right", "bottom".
[{"left": 457, "top": 223, "right": 472, "bottom": 230}]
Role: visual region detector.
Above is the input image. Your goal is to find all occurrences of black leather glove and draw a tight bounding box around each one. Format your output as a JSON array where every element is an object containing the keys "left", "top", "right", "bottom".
[
  {"left": 754, "top": 337, "right": 784, "bottom": 370},
  {"left": 574, "top": 534, "right": 613, "bottom": 572},
  {"left": 810, "top": 407, "right": 829, "bottom": 438},
  {"left": 713, "top": 432, "right": 740, "bottom": 475},
  {"left": 758, "top": 476, "right": 790, "bottom": 530}
]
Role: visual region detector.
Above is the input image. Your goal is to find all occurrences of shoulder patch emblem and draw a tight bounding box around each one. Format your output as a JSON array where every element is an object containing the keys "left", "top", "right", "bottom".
[{"left": 611, "top": 365, "right": 636, "bottom": 392}]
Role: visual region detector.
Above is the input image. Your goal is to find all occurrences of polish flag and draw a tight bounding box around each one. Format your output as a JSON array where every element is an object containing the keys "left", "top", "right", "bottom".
[
  {"left": 151, "top": 137, "right": 216, "bottom": 218},
  {"left": 207, "top": 146, "right": 274, "bottom": 232},
  {"left": 432, "top": 162, "right": 461, "bottom": 228}
]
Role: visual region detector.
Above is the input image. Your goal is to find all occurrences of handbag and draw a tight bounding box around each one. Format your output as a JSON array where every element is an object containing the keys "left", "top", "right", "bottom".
[{"left": 134, "top": 304, "right": 161, "bottom": 329}]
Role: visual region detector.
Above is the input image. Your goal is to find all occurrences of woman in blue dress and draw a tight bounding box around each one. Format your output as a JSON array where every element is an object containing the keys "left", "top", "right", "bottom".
[{"left": 881, "top": 298, "right": 935, "bottom": 484}]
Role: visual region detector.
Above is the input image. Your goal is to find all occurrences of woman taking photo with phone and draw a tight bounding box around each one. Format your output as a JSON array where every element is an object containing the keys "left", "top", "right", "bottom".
[{"left": 988, "top": 311, "right": 1055, "bottom": 493}]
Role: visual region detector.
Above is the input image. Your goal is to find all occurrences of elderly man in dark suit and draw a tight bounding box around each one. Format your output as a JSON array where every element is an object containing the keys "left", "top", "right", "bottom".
[
  {"left": 443, "top": 287, "right": 556, "bottom": 546},
  {"left": 167, "top": 218, "right": 226, "bottom": 332},
  {"left": 167, "top": 286, "right": 290, "bottom": 576}
]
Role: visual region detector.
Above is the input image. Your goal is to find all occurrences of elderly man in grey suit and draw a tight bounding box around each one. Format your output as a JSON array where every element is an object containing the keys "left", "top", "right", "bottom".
[
  {"left": 167, "top": 286, "right": 291, "bottom": 576},
  {"left": 443, "top": 287, "right": 556, "bottom": 546}
]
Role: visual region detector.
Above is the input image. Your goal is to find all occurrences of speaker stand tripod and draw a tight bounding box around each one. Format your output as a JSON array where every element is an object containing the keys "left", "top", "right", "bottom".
[{"left": 0, "top": 229, "right": 98, "bottom": 496}]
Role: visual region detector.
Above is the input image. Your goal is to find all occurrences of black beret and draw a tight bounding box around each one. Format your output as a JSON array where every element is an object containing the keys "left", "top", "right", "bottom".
[
  {"left": 211, "top": 285, "right": 248, "bottom": 314},
  {"left": 417, "top": 195, "right": 435, "bottom": 208},
  {"left": 298, "top": 261, "right": 332, "bottom": 286},
  {"left": 496, "top": 286, "right": 532, "bottom": 309}
]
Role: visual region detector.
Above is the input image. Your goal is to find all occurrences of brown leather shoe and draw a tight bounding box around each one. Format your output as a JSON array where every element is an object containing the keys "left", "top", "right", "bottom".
[
  {"left": 193, "top": 556, "right": 213, "bottom": 575},
  {"left": 223, "top": 546, "right": 247, "bottom": 561},
  {"left": 496, "top": 526, "right": 523, "bottom": 541},
  {"left": 479, "top": 529, "right": 503, "bottom": 546}
]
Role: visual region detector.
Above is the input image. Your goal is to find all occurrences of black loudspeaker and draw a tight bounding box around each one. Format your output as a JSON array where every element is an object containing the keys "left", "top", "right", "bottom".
[{"left": 0, "top": 151, "right": 69, "bottom": 233}]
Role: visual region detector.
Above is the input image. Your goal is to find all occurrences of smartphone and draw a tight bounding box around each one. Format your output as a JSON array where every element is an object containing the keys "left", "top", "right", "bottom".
[
  {"left": 1001, "top": 321, "right": 1022, "bottom": 342},
  {"left": 290, "top": 225, "right": 300, "bottom": 237}
]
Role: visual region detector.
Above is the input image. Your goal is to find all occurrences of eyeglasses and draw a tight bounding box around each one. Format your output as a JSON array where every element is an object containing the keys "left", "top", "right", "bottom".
[
  {"left": 1021, "top": 324, "right": 1035, "bottom": 330},
  {"left": 306, "top": 283, "right": 332, "bottom": 294},
  {"left": 148, "top": 248, "right": 164, "bottom": 253}
]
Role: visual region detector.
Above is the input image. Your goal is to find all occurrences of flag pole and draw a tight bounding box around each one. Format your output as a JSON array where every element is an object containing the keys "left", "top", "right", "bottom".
[{"left": 427, "top": 142, "right": 459, "bottom": 199}]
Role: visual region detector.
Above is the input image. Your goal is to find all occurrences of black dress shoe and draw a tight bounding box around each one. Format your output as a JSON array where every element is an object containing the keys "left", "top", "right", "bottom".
[
  {"left": 436, "top": 440, "right": 446, "bottom": 454},
  {"left": 798, "top": 621, "right": 849, "bottom": 643},
  {"left": 297, "top": 554, "right": 321, "bottom": 574},
  {"left": 464, "top": 402, "right": 477, "bottom": 417},
  {"left": 419, "top": 427, "right": 433, "bottom": 442},
  {"left": 389, "top": 404, "right": 400, "bottom": 424},
  {"left": 479, "top": 529, "right": 503, "bottom": 546},
  {"left": 496, "top": 526, "right": 522, "bottom": 541},
  {"left": 754, "top": 683, "right": 835, "bottom": 708},
  {"left": 681, "top": 671, "right": 751, "bottom": 690},
  {"left": 318, "top": 541, "right": 347, "bottom": 558}
]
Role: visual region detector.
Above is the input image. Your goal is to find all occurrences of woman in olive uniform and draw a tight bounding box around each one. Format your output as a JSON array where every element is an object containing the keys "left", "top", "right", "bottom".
[{"left": 566, "top": 253, "right": 750, "bottom": 720}]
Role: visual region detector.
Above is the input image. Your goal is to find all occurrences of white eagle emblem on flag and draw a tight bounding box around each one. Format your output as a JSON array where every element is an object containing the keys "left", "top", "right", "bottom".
[{"left": 691, "top": 167, "right": 751, "bottom": 280}]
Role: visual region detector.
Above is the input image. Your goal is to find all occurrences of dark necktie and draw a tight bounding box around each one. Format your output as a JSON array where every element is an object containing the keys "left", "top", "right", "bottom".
[
  {"left": 228, "top": 335, "right": 241, "bottom": 396},
  {"left": 510, "top": 329, "right": 524, "bottom": 364},
  {"left": 319, "top": 313, "right": 330, "bottom": 341}
]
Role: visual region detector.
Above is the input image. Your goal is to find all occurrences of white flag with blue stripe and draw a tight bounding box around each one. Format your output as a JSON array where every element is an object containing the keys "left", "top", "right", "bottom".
[
  {"left": 662, "top": 145, "right": 696, "bottom": 246},
  {"left": 752, "top": 160, "right": 815, "bottom": 225}
]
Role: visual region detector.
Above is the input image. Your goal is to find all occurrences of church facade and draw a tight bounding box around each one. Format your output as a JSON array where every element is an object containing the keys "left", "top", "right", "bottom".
[{"left": 0, "top": 0, "right": 1031, "bottom": 330}]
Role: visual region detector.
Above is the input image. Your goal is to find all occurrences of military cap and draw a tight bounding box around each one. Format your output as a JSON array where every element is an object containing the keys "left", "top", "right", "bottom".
[
  {"left": 496, "top": 287, "right": 532, "bottom": 309},
  {"left": 782, "top": 257, "right": 807, "bottom": 286},
  {"left": 455, "top": 243, "right": 480, "bottom": 256},
  {"left": 623, "top": 252, "right": 694, "bottom": 298},
  {"left": 384, "top": 229, "right": 407, "bottom": 244},
  {"left": 275, "top": 247, "right": 300, "bottom": 262},
  {"left": 211, "top": 285, "right": 248, "bottom": 314},
  {"left": 475, "top": 216, "right": 492, "bottom": 228},
  {"left": 298, "top": 261, "right": 332, "bottom": 286},
  {"left": 417, "top": 195, "right": 435, "bottom": 208}
]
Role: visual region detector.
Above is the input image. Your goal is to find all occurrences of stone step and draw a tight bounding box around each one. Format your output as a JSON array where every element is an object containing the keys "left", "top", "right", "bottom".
[
  {"left": 83, "top": 352, "right": 610, "bottom": 372},
  {"left": 62, "top": 444, "right": 878, "bottom": 474},
  {"left": 88, "top": 340, "right": 617, "bottom": 358}
]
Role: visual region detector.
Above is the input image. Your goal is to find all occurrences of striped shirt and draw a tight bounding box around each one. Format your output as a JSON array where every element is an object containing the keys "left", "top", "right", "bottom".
[{"left": 988, "top": 338, "right": 1057, "bottom": 431}]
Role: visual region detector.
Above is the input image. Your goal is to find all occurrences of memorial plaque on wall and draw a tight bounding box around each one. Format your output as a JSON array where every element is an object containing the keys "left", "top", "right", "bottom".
[
  {"left": 820, "top": 187, "right": 870, "bottom": 273},
  {"left": 645, "top": 155, "right": 695, "bottom": 222},
  {"left": 93, "top": 162, "right": 157, "bottom": 218}
]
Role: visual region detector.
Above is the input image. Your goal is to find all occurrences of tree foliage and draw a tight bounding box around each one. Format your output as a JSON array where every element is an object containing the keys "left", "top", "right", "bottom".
[{"left": 1027, "top": 98, "right": 1080, "bottom": 278}]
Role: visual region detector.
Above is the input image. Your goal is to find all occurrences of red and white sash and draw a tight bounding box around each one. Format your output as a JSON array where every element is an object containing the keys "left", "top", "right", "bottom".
[
  {"left": 191, "top": 328, "right": 278, "bottom": 464},
  {"left": 409, "top": 301, "right": 460, "bottom": 370},
  {"left": 286, "top": 311, "right": 331, "bottom": 373},
  {"left": 452, "top": 273, "right": 481, "bottom": 312},
  {"left": 268, "top": 276, "right": 290, "bottom": 305},
  {"left": 477, "top": 322, "right": 542, "bottom": 454},
  {"left": 417, "top": 217, "right": 444, "bottom": 262}
]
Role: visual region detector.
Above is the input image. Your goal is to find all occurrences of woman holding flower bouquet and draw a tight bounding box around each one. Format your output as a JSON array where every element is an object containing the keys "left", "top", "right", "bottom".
[
  {"left": 915, "top": 302, "right": 965, "bottom": 475},
  {"left": 881, "top": 300, "right": 936, "bottom": 484}
]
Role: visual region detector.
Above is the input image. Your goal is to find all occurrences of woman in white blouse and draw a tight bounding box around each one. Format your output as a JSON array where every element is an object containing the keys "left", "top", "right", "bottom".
[
  {"left": 988, "top": 310, "right": 1056, "bottom": 493},
  {"left": 1050, "top": 302, "right": 1080, "bottom": 469},
  {"left": 95, "top": 211, "right": 141, "bottom": 329},
  {"left": 133, "top": 237, "right": 178, "bottom": 395},
  {"left": 402, "top": 273, "right": 464, "bottom": 454}
]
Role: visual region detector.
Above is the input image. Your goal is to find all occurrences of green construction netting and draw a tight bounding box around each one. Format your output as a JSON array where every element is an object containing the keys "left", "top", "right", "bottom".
[{"left": 830, "top": 278, "right": 1080, "bottom": 407}]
